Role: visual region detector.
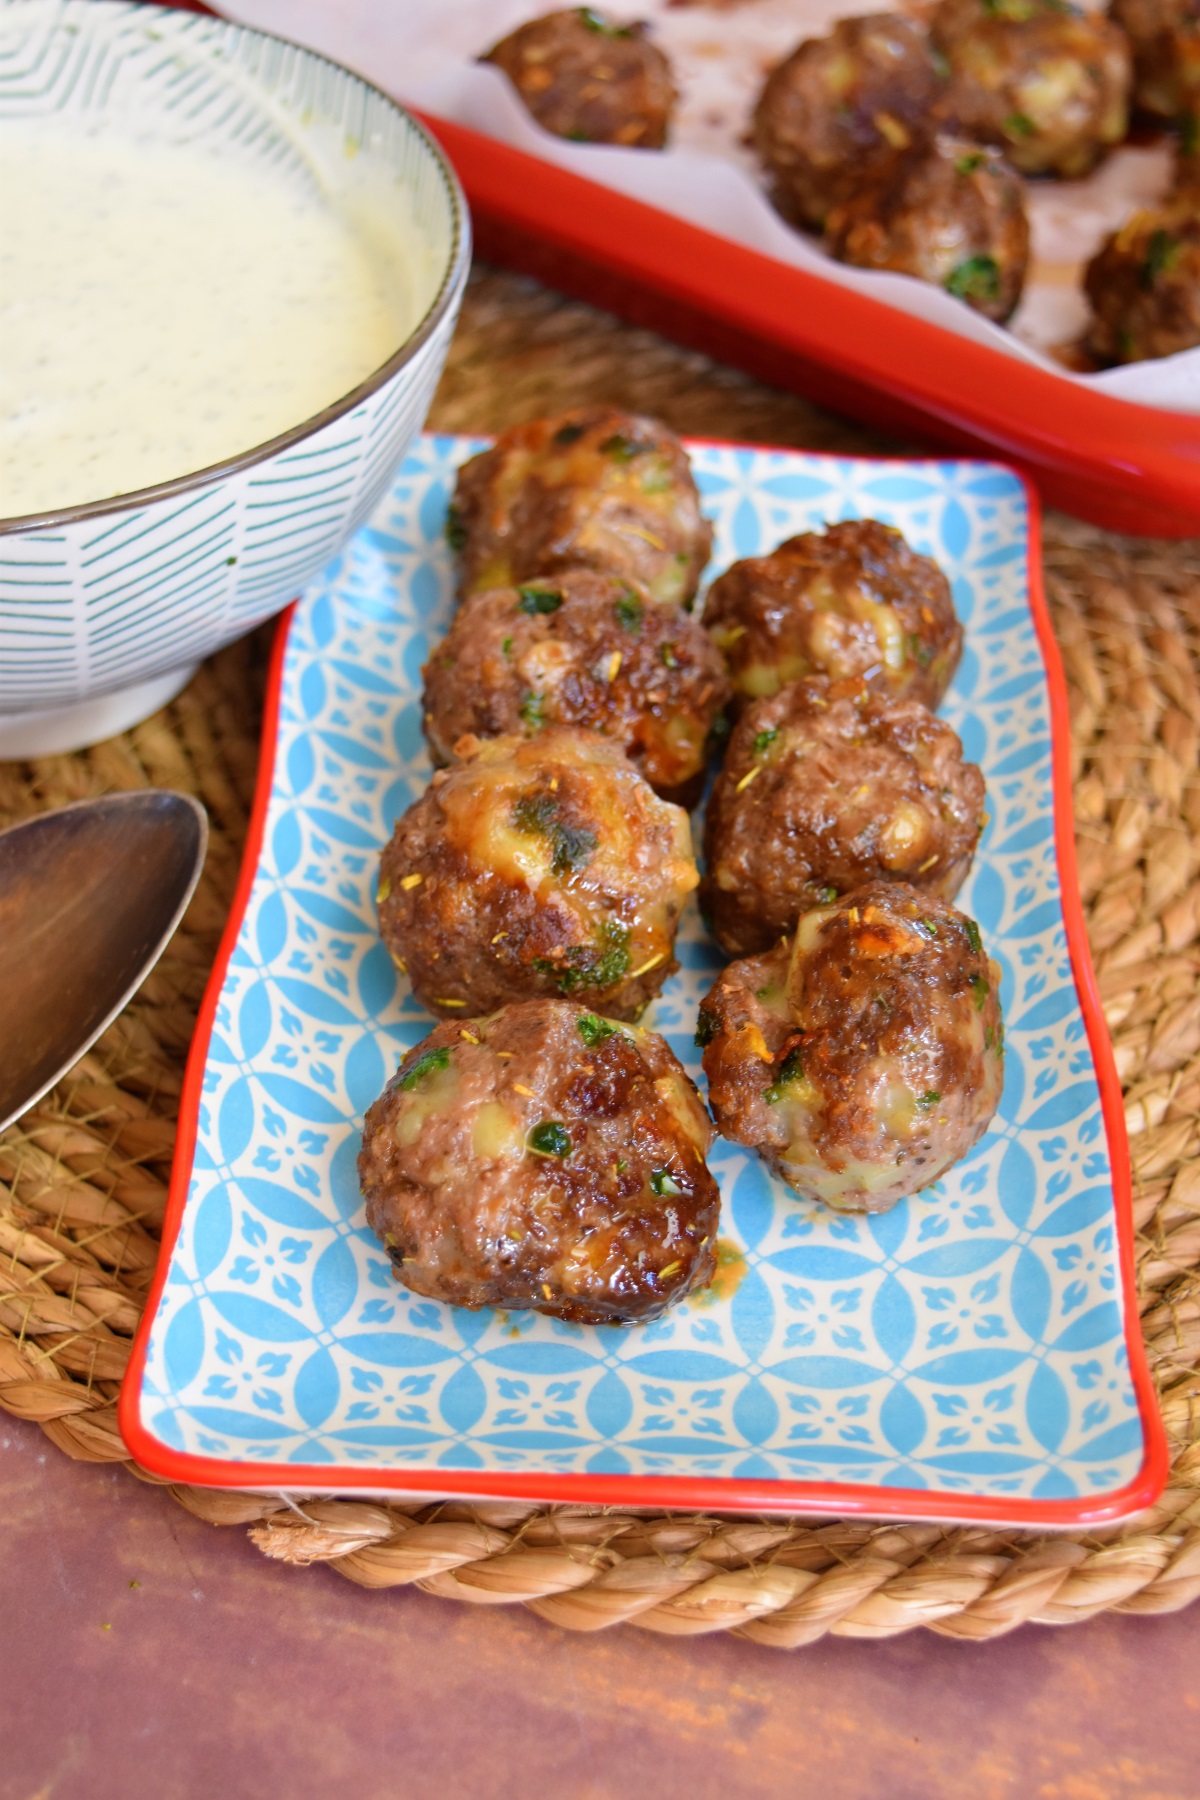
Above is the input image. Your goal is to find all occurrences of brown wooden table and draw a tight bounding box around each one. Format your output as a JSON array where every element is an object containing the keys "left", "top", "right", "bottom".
[{"left": 3, "top": 1409, "right": 1198, "bottom": 1800}]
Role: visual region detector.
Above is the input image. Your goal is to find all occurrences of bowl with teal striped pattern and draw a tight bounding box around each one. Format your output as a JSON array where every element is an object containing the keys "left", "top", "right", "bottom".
[{"left": 0, "top": 1, "right": 469, "bottom": 756}]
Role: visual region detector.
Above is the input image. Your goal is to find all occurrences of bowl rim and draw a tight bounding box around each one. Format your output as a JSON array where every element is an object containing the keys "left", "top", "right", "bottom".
[{"left": 0, "top": 0, "right": 471, "bottom": 538}]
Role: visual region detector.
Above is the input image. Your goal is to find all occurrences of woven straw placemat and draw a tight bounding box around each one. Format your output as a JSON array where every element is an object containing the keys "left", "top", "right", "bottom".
[{"left": 3, "top": 267, "right": 1200, "bottom": 1647}]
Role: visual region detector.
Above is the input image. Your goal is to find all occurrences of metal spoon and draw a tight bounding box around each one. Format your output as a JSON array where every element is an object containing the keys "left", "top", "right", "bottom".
[{"left": 0, "top": 791, "right": 208, "bottom": 1134}]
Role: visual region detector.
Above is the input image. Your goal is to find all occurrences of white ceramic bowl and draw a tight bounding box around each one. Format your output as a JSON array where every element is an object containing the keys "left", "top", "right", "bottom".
[{"left": 0, "top": 0, "right": 470, "bottom": 757}]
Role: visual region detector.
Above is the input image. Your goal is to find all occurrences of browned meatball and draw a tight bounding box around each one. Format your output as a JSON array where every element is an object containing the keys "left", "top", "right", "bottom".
[
  {"left": 482, "top": 8, "right": 675, "bottom": 148},
  {"left": 932, "top": 0, "right": 1130, "bottom": 178},
  {"left": 753, "top": 15, "right": 949, "bottom": 232},
  {"left": 359, "top": 1000, "right": 719, "bottom": 1324},
  {"left": 1110, "top": 0, "right": 1200, "bottom": 119},
  {"left": 701, "top": 678, "right": 986, "bottom": 957},
  {"left": 422, "top": 568, "right": 730, "bottom": 805},
  {"left": 1084, "top": 202, "right": 1200, "bottom": 362},
  {"left": 703, "top": 519, "right": 962, "bottom": 714},
  {"left": 698, "top": 883, "right": 1004, "bottom": 1214},
  {"left": 826, "top": 133, "right": 1030, "bottom": 323},
  {"left": 449, "top": 408, "right": 713, "bottom": 610},
  {"left": 377, "top": 727, "right": 698, "bottom": 1021}
]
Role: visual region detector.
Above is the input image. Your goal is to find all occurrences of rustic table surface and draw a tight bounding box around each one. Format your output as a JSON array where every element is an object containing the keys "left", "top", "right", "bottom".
[
  {"left": 3, "top": 268, "right": 1200, "bottom": 1800},
  {"left": 4, "top": 1409, "right": 1199, "bottom": 1800}
]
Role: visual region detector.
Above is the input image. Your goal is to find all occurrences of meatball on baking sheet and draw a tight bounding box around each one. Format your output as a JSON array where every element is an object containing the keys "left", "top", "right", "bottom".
[
  {"left": 217, "top": 0, "right": 1195, "bottom": 403},
  {"left": 130, "top": 435, "right": 1155, "bottom": 1525}
]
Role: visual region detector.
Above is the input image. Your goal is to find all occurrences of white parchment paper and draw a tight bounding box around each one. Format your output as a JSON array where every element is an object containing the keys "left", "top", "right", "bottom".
[{"left": 218, "top": 0, "right": 1200, "bottom": 413}]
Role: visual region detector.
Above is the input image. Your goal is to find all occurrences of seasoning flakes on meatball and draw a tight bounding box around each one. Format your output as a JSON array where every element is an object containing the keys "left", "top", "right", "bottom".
[
  {"left": 1084, "top": 202, "right": 1200, "bottom": 362},
  {"left": 482, "top": 8, "right": 676, "bottom": 148},
  {"left": 448, "top": 408, "right": 713, "bottom": 610},
  {"left": 703, "top": 518, "right": 963, "bottom": 713},
  {"left": 698, "top": 883, "right": 1004, "bottom": 1214},
  {"left": 358, "top": 999, "right": 719, "bottom": 1324},
  {"left": 753, "top": 14, "right": 949, "bottom": 232},
  {"left": 826, "top": 133, "right": 1030, "bottom": 323},
  {"left": 377, "top": 727, "right": 698, "bottom": 1022},
  {"left": 422, "top": 568, "right": 730, "bottom": 804},
  {"left": 702, "top": 677, "right": 986, "bottom": 956},
  {"left": 932, "top": 0, "right": 1130, "bottom": 179},
  {"left": 1110, "top": 0, "right": 1200, "bottom": 120}
]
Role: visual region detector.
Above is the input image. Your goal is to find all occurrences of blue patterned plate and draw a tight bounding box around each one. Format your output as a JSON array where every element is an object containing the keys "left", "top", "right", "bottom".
[{"left": 123, "top": 435, "right": 1165, "bottom": 1525}]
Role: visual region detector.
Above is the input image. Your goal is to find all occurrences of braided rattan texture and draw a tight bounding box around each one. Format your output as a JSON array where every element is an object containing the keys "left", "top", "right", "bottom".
[{"left": 3, "top": 268, "right": 1200, "bottom": 1646}]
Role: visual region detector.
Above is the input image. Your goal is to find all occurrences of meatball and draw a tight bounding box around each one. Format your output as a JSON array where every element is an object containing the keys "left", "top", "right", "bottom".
[
  {"left": 932, "top": 0, "right": 1130, "bottom": 179},
  {"left": 359, "top": 1000, "right": 719, "bottom": 1324},
  {"left": 422, "top": 568, "right": 730, "bottom": 805},
  {"left": 1084, "top": 203, "right": 1200, "bottom": 362},
  {"left": 752, "top": 15, "right": 949, "bottom": 232},
  {"left": 377, "top": 727, "right": 698, "bottom": 1021},
  {"left": 825, "top": 133, "right": 1030, "bottom": 324},
  {"left": 1110, "top": 0, "right": 1200, "bottom": 120},
  {"left": 482, "top": 8, "right": 675, "bottom": 148},
  {"left": 698, "top": 883, "right": 1004, "bottom": 1214},
  {"left": 449, "top": 408, "right": 713, "bottom": 610},
  {"left": 701, "top": 678, "right": 986, "bottom": 957},
  {"left": 702, "top": 519, "right": 963, "bottom": 714}
]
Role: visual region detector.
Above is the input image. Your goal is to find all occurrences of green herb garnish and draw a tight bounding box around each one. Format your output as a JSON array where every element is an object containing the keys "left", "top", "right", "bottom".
[
  {"left": 527, "top": 1120, "right": 572, "bottom": 1158},
  {"left": 660, "top": 642, "right": 679, "bottom": 669},
  {"left": 614, "top": 589, "right": 644, "bottom": 632},
  {"left": 752, "top": 726, "right": 779, "bottom": 757},
  {"left": 765, "top": 1043, "right": 806, "bottom": 1105},
  {"left": 577, "top": 6, "right": 634, "bottom": 35},
  {"left": 694, "top": 1005, "right": 720, "bottom": 1048},
  {"left": 945, "top": 255, "right": 1001, "bottom": 307},
  {"left": 599, "top": 432, "right": 643, "bottom": 460},
  {"left": 971, "top": 975, "right": 990, "bottom": 1010},
  {"left": 576, "top": 1011, "right": 619, "bottom": 1047},
  {"left": 963, "top": 917, "right": 983, "bottom": 955},
  {"left": 649, "top": 1167, "right": 682, "bottom": 1196},
  {"left": 512, "top": 792, "right": 597, "bottom": 877},
  {"left": 955, "top": 151, "right": 986, "bottom": 175},
  {"left": 535, "top": 920, "right": 631, "bottom": 994},
  {"left": 1141, "top": 228, "right": 1179, "bottom": 290},
  {"left": 445, "top": 505, "right": 467, "bottom": 552},
  {"left": 399, "top": 1045, "right": 451, "bottom": 1090},
  {"left": 1004, "top": 111, "right": 1037, "bottom": 138},
  {"left": 519, "top": 690, "right": 546, "bottom": 730},
  {"left": 516, "top": 584, "right": 563, "bottom": 616},
  {"left": 916, "top": 1091, "right": 941, "bottom": 1108}
]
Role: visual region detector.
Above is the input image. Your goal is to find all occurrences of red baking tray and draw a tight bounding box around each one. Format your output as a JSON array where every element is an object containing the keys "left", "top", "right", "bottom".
[
  {"left": 413, "top": 110, "right": 1200, "bottom": 538},
  {"left": 170, "top": 0, "right": 1199, "bottom": 535}
]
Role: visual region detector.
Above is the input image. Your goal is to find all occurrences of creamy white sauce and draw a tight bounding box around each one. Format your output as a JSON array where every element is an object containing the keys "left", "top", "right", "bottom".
[{"left": 0, "top": 121, "right": 416, "bottom": 517}]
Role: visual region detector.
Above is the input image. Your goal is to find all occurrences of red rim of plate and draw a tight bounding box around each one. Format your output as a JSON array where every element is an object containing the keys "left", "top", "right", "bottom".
[{"left": 119, "top": 448, "right": 1168, "bottom": 1525}]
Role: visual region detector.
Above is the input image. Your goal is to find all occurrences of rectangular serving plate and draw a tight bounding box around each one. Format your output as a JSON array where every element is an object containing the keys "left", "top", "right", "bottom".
[
  {"left": 122, "top": 434, "right": 1167, "bottom": 1526},
  {"left": 416, "top": 112, "right": 1200, "bottom": 540}
]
